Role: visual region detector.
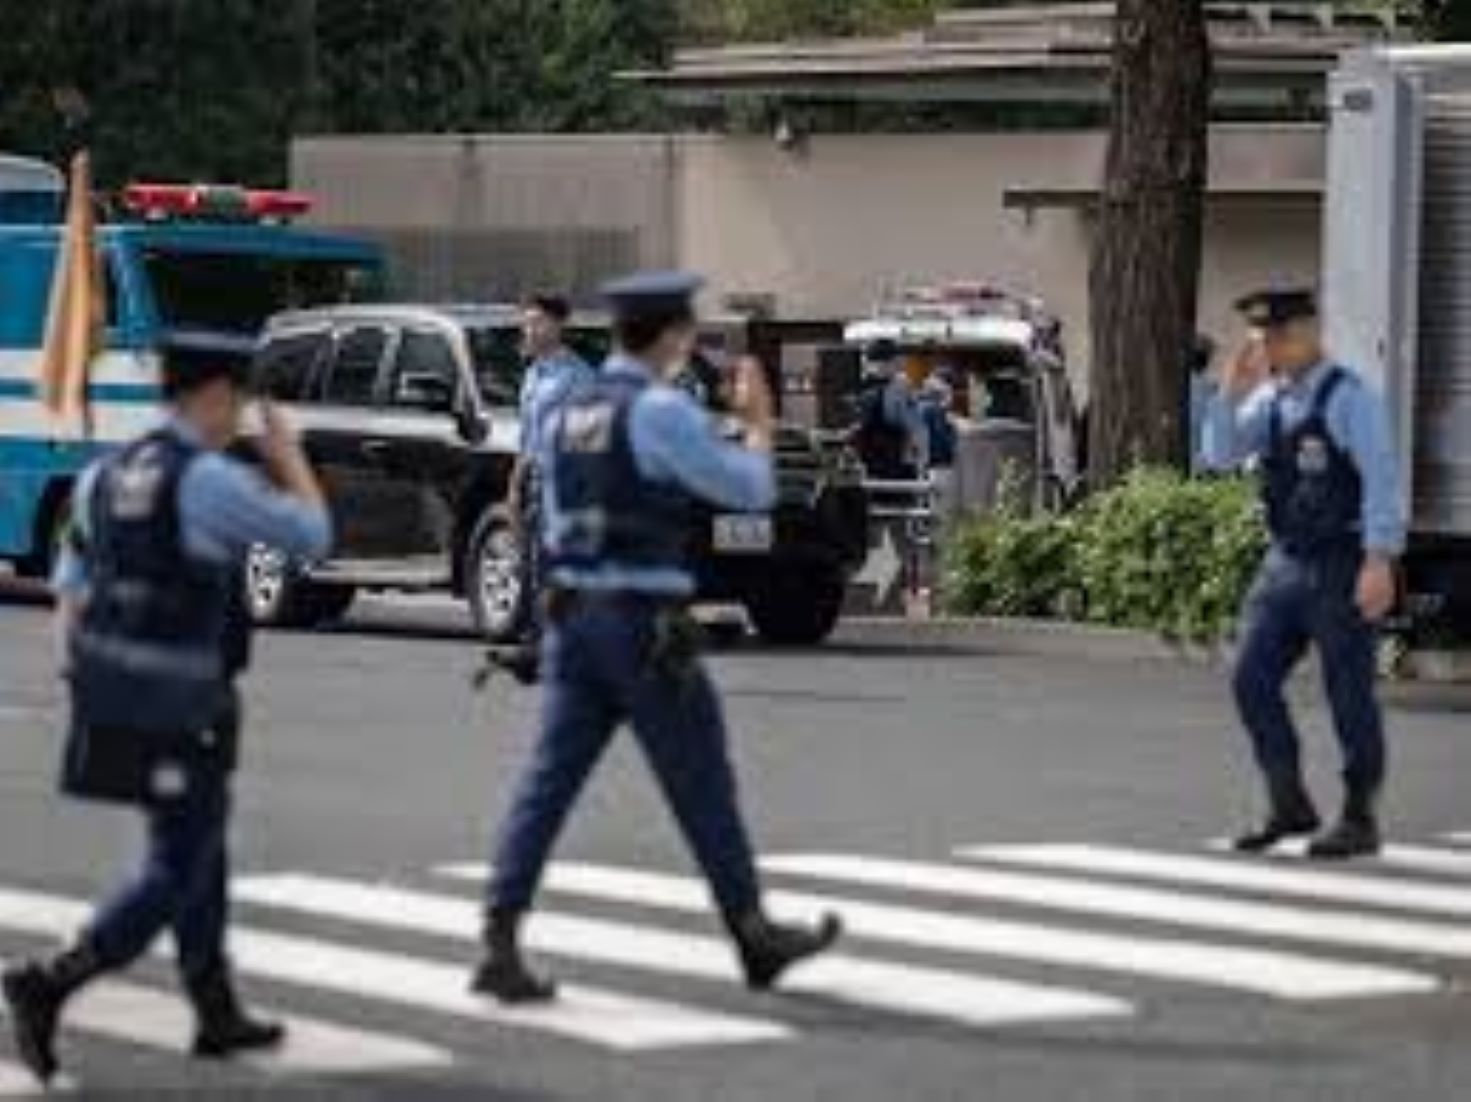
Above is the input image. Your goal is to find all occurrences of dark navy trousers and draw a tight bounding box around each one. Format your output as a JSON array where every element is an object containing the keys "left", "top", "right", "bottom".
[
  {"left": 489, "top": 596, "right": 762, "bottom": 918},
  {"left": 1231, "top": 547, "right": 1387, "bottom": 795},
  {"left": 83, "top": 699, "right": 238, "bottom": 985}
]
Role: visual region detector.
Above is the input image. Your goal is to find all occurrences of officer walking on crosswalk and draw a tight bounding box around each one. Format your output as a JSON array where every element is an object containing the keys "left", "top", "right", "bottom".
[
  {"left": 471, "top": 271, "right": 842, "bottom": 1002},
  {"left": 1, "top": 339, "right": 332, "bottom": 1085},
  {"left": 1204, "top": 288, "right": 1404, "bottom": 860}
]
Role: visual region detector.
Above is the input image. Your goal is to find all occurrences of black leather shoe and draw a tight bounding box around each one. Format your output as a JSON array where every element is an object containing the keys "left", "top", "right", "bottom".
[
  {"left": 186, "top": 966, "right": 286, "bottom": 1059},
  {"left": 1, "top": 944, "right": 103, "bottom": 1084},
  {"left": 1232, "top": 808, "right": 1322, "bottom": 853},
  {"left": 730, "top": 912, "right": 843, "bottom": 992},
  {"left": 470, "top": 911, "right": 557, "bottom": 1004},
  {"left": 469, "top": 954, "right": 558, "bottom": 1004},
  {"left": 1233, "top": 777, "right": 1320, "bottom": 853},
  {"left": 1307, "top": 816, "right": 1382, "bottom": 861},
  {"left": 2, "top": 963, "right": 63, "bottom": 1084}
]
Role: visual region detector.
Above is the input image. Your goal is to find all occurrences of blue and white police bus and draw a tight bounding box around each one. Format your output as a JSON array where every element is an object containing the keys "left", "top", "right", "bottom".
[{"left": 0, "top": 154, "right": 385, "bottom": 579}]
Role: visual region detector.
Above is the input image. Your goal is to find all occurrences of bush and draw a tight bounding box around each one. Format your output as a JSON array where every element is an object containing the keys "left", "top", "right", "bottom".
[{"left": 941, "top": 469, "right": 1266, "bottom": 643}]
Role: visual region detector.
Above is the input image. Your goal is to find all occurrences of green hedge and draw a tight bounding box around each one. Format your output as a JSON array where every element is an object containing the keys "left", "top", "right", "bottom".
[{"left": 942, "top": 470, "right": 1267, "bottom": 643}]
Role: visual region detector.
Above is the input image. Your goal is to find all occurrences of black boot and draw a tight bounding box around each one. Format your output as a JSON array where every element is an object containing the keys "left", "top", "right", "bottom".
[
  {"left": 185, "top": 963, "right": 286, "bottom": 1059},
  {"left": 1, "top": 941, "right": 104, "bottom": 1085},
  {"left": 727, "top": 910, "right": 843, "bottom": 992},
  {"left": 482, "top": 644, "right": 542, "bottom": 687},
  {"left": 1308, "top": 787, "right": 1382, "bottom": 861},
  {"left": 469, "top": 910, "right": 557, "bottom": 1004},
  {"left": 1233, "top": 775, "right": 1321, "bottom": 853}
]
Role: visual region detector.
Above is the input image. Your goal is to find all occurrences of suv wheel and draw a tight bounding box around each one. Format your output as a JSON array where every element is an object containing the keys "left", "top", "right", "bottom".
[
  {"left": 467, "top": 510, "right": 531, "bottom": 643},
  {"left": 745, "top": 565, "right": 847, "bottom": 647},
  {"left": 245, "top": 545, "right": 355, "bottom": 628}
]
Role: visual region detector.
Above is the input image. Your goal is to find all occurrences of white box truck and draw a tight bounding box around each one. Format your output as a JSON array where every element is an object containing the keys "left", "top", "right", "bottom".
[{"left": 1323, "top": 46, "right": 1471, "bottom": 639}]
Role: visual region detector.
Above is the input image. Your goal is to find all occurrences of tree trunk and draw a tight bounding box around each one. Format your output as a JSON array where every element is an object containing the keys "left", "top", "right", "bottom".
[{"left": 1087, "top": 0, "right": 1212, "bottom": 486}]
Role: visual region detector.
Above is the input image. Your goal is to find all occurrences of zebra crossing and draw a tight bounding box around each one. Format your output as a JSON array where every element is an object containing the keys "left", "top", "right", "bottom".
[{"left": 4, "top": 832, "right": 1471, "bottom": 1094}]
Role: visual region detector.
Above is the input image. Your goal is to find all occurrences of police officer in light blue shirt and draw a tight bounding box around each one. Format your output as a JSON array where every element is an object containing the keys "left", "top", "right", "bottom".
[
  {"left": 2, "top": 339, "right": 331, "bottom": 1086},
  {"left": 470, "top": 271, "right": 842, "bottom": 1003},
  {"left": 1204, "top": 289, "right": 1404, "bottom": 861},
  {"left": 493, "top": 294, "right": 596, "bottom": 683}
]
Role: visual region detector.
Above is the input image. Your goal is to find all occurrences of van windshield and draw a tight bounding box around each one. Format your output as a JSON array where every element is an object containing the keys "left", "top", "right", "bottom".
[{"left": 142, "top": 247, "right": 383, "bottom": 335}]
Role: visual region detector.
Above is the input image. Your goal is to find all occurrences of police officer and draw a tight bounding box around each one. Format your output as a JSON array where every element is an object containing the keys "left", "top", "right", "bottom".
[
  {"left": 471, "top": 271, "right": 842, "bottom": 1003},
  {"left": 1, "top": 339, "right": 332, "bottom": 1085},
  {"left": 1204, "top": 289, "right": 1404, "bottom": 860},
  {"left": 494, "top": 293, "right": 595, "bottom": 683}
]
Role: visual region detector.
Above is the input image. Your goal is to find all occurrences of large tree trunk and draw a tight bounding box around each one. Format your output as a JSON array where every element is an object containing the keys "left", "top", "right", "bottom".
[{"left": 1087, "top": 0, "right": 1212, "bottom": 486}]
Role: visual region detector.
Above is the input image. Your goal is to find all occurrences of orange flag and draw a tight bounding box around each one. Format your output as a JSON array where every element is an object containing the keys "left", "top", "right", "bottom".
[{"left": 37, "top": 151, "right": 104, "bottom": 434}]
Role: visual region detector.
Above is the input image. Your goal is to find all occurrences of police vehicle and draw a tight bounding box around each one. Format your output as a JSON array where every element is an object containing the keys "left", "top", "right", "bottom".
[
  {"left": 0, "top": 155, "right": 386, "bottom": 580},
  {"left": 834, "top": 282, "right": 1084, "bottom": 512},
  {"left": 249, "top": 304, "right": 870, "bottom": 645}
]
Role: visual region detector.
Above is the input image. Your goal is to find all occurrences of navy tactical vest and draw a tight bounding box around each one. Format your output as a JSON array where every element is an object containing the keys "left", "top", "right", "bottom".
[
  {"left": 546, "top": 373, "right": 693, "bottom": 576},
  {"left": 1261, "top": 367, "right": 1363, "bottom": 558},
  {"left": 70, "top": 429, "right": 239, "bottom": 735}
]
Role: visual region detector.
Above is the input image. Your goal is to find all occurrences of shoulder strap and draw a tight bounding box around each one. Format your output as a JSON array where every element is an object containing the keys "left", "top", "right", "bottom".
[{"left": 1310, "top": 366, "right": 1352, "bottom": 422}]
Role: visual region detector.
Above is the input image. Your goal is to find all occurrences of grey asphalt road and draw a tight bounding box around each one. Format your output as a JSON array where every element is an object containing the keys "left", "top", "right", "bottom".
[{"left": 2, "top": 594, "right": 1470, "bottom": 1101}]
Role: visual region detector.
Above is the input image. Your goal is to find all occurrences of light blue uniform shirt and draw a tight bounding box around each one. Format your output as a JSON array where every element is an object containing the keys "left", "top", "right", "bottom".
[
  {"left": 542, "top": 354, "right": 776, "bottom": 596},
  {"left": 1202, "top": 361, "right": 1406, "bottom": 556},
  {"left": 518, "top": 347, "right": 596, "bottom": 459},
  {"left": 53, "top": 417, "right": 334, "bottom": 597},
  {"left": 1189, "top": 373, "right": 1216, "bottom": 473}
]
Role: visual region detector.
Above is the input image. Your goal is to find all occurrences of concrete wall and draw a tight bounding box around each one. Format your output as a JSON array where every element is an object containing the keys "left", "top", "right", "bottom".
[
  {"left": 293, "top": 126, "right": 1324, "bottom": 379},
  {"left": 292, "top": 135, "right": 678, "bottom": 301},
  {"left": 674, "top": 128, "right": 1323, "bottom": 376}
]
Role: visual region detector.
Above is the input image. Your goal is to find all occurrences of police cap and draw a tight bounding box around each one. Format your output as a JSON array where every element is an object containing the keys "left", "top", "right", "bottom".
[
  {"left": 601, "top": 270, "right": 705, "bottom": 322},
  {"left": 1234, "top": 288, "right": 1318, "bottom": 329},
  {"left": 159, "top": 332, "right": 254, "bottom": 398}
]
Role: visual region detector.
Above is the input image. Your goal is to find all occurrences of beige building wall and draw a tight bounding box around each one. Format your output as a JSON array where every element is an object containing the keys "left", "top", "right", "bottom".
[
  {"left": 674, "top": 128, "right": 1324, "bottom": 378},
  {"left": 293, "top": 126, "right": 1324, "bottom": 378}
]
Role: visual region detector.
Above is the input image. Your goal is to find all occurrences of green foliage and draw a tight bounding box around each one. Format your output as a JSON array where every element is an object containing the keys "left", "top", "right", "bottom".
[
  {"left": 0, "top": 0, "right": 679, "bottom": 187},
  {"left": 943, "top": 470, "right": 1267, "bottom": 643}
]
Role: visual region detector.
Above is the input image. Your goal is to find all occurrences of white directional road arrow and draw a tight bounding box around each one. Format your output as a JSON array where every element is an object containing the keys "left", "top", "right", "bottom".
[{"left": 855, "top": 526, "right": 902, "bottom": 607}]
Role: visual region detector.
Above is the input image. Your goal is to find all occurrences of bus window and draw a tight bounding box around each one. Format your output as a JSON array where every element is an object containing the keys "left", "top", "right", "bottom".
[{"left": 140, "top": 248, "right": 383, "bottom": 336}]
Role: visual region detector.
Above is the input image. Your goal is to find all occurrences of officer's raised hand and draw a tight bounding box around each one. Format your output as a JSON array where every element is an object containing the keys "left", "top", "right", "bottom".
[
  {"left": 1222, "top": 334, "right": 1271, "bottom": 401},
  {"left": 257, "top": 400, "right": 325, "bottom": 506},
  {"left": 728, "top": 356, "right": 774, "bottom": 452}
]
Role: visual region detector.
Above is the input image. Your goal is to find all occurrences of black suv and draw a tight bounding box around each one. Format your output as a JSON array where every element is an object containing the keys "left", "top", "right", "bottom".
[{"left": 248, "top": 304, "right": 869, "bottom": 645}]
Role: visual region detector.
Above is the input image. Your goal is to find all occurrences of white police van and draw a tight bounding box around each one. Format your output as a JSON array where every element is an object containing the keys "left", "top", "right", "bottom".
[{"left": 0, "top": 154, "right": 385, "bottom": 579}]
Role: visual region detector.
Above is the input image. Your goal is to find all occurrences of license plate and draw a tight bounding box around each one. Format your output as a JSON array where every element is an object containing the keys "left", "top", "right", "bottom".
[{"left": 713, "top": 514, "right": 773, "bottom": 554}]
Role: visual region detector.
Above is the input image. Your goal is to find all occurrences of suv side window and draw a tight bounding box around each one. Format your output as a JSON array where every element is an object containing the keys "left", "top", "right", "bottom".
[
  {"left": 387, "top": 329, "right": 460, "bottom": 407},
  {"left": 323, "top": 326, "right": 389, "bottom": 406},
  {"left": 255, "top": 331, "right": 329, "bottom": 402}
]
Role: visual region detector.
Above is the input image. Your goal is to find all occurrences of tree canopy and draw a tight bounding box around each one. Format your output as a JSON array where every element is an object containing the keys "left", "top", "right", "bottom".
[{"left": 0, "top": 0, "right": 942, "bottom": 186}]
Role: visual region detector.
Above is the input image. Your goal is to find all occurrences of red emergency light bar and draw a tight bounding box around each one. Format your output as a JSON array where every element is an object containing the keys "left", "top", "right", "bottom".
[{"left": 121, "top": 183, "right": 313, "bottom": 223}]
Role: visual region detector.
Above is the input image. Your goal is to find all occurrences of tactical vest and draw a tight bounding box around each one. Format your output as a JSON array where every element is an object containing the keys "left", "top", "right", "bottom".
[
  {"left": 70, "top": 429, "right": 238, "bottom": 736},
  {"left": 546, "top": 373, "right": 693, "bottom": 576},
  {"left": 853, "top": 379, "right": 913, "bottom": 480},
  {"left": 1261, "top": 367, "right": 1363, "bottom": 558}
]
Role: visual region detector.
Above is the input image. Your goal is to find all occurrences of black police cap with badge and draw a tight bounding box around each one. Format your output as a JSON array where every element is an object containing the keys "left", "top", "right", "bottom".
[
  {"left": 158, "top": 332, "right": 255, "bottom": 397},
  {"left": 602, "top": 270, "right": 705, "bottom": 324},
  {"left": 1234, "top": 288, "right": 1318, "bottom": 330}
]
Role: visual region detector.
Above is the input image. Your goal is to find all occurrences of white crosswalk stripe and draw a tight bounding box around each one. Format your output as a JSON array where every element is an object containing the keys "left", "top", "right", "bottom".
[
  {"left": 965, "top": 843, "right": 1471, "bottom": 918},
  {"left": 0, "top": 885, "right": 788, "bottom": 1053},
  {"left": 0, "top": 976, "right": 452, "bottom": 1076},
  {"left": 437, "top": 863, "right": 1435, "bottom": 1000},
  {"left": 1208, "top": 838, "right": 1471, "bottom": 878},
  {"left": 234, "top": 873, "right": 1132, "bottom": 1030},
  {"left": 766, "top": 853, "right": 1471, "bottom": 966},
  {"left": 0, "top": 1058, "right": 55, "bottom": 1097},
  {"left": 9, "top": 831, "right": 1471, "bottom": 1091}
]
